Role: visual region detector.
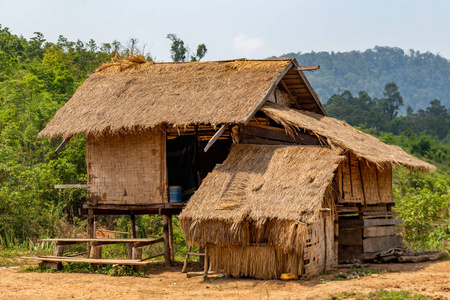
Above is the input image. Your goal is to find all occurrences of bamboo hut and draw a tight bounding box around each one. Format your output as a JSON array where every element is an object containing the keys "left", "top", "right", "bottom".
[{"left": 39, "top": 57, "right": 434, "bottom": 277}]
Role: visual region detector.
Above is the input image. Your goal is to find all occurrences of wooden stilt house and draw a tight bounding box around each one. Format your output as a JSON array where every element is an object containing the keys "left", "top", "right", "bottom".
[{"left": 39, "top": 57, "right": 434, "bottom": 276}]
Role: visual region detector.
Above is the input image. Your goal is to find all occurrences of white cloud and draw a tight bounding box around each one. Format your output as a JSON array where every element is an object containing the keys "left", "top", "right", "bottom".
[{"left": 232, "top": 33, "right": 264, "bottom": 57}]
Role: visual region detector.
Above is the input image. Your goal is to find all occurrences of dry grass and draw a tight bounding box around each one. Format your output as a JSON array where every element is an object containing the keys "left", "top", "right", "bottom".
[
  {"left": 180, "top": 144, "right": 343, "bottom": 249},
  {"left": 39, "top": 59, "right": 291, "bottom": 139},
  {"left": 260, "top": 102, "right": 435, "bottom": 172}
]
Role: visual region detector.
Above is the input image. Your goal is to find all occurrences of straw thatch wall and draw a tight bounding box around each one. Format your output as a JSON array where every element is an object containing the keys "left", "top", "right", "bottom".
[
  {"left": 39, "top": 59, "right": 296, "bottom": 139},
  {"left": 260, "top": 102, "right": 435, "bottom": 172},
  {"left": 86, "top": 128, "right": 165, "bottom": 205},
  {"left": 180, "top": 144, "right": 344, "bottom": 247},
  {"left": 206, "top": 212, "right": 336, "bottom": 279}
]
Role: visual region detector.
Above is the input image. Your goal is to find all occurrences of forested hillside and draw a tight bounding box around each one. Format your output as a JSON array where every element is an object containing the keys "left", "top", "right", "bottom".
[
  {"left": 281, "top": 47, "right": 450, "bottom": 111},
  {"left": 0, "top": 25, "right": 448, "bottom": 252}
]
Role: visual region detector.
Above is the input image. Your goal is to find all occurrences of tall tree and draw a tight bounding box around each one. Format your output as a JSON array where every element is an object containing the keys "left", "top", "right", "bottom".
[
  {"left": 381, "top": 82, "right": 403, "bottom": 120},
  {"left": 166, "top": 33, "right": 187, "bottom": 62},
  {"left": 166, "top": 34, "right": 207, "bottom": 62},
  {"left": 191, "top": 44, "right": 207, "bottom": 61}
]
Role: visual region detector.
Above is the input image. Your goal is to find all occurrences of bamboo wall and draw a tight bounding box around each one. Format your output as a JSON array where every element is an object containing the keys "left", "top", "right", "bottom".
[
  {"left": 86, "top": 128, "right": 166, "bottom": 205},
  {"left": 337, "top": 153, "right": 393, "bottom": 205},
  {"left": 206, "top": 212, "right": 337, "bottom": 279}
]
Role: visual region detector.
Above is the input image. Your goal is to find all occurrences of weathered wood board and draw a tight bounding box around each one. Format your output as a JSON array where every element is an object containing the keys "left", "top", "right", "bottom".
[
  {"left": 363, "top": 218, "right": 403, "bottom": 227},
  {"left": 363, "top": 226, "right": 402, "bottom": 237},
  {"left": 363, "top": 235, "right": 403, "bottom": 253}
]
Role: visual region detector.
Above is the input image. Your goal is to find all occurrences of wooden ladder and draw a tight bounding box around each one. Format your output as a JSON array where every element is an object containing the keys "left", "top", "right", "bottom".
[{"left": 181, "top": 246, "right": 209, "bottom": 277}]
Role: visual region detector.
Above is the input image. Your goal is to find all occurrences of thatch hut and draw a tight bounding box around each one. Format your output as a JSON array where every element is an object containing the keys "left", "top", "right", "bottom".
[{"left": 39, "top": 57, "right": 434, "bottom": 277}]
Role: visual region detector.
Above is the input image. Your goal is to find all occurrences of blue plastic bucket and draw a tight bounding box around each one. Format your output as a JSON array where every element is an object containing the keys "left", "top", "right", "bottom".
[{"left": 169, "top": 186, "right": 182, "bottom": 203}]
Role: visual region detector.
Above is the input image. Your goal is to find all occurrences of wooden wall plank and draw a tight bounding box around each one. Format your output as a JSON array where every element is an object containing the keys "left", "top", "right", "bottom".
[
  {"left": 340, "top": 154, "right": 353, "bottom": 202},
  {"left": 363, "top": 226, "right": 402, "bottom": 237},
  {"left": 360, "top": 160, "right": 381, "bottom": 205},
  {"left": 363, "top": 235, "right": 403, "bottom": 253},
  {"left": 377, "top": 166, "right": 393, "bottom": 203},
  {"left": 363, "top": 218, "right": 403, "bottom": 227},
  {"left": 349, "top": 153, "right": 364, "bottom": 203}
]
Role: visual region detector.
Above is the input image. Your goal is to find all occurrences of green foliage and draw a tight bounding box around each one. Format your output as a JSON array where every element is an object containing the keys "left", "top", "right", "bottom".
[
  {"left": 25, "top": 262, "right": 146, "bottom": 277},
  {"left": 166, "top": 33, "right": 208, "bottom": 62},
  {"left": 327, "top": 292, "right": 358, "bottom": 300},
  {"left": 395, "top": 188, "right": 449, "bottom": 250},
  {"left": 366, "top": 289, "right": 427, "bottom": 300},
  {"left": 0, "top": 25, "right": 110, "bottom": 245},
  {"left": 167, "top": 33, "right": 187, "bottom": 62},
  {"left": 326, "top": 87, "right": 449, "bottom": 140},
  {"left": 191, "top": 44, "right": 207, "bottom": 61},
  {"left": 281, "top": 46, "right": 450, "bottom": 111},
  {"left": 326, "top": 83, "right": 449, "bottom": 251}
]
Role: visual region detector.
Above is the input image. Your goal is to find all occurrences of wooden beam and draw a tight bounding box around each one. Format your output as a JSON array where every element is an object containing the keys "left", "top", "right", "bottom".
[
  {"left": 363, "top": 235, "right": 403, "bottom": 253},
  {"left": 55, "top": 138, "right": 70, "bottom": 154},
  {"left": 244, "top": 61, "right": 294, "bottom": 124},
  {"left": 128, "top": 215, "right": 137, "bottom": 259},
  {"left": 40, "top": 238, "right": 163, "bottom": 244},
  {"left": 140, "top": 253, "right": 164, "bottom": 261},
  {"left": 204, "top": 124, "right": 227, "bottom": 152},
  {"left": 87, "top": 209, "right": 94, "bottom": 256},
  {"left": 240, "top": 135, "right": 296, "bottom": 145},
  {"left": 291, "top": 59, "right": 327, "bottom": 116},
  {"left": 363, "top": 226, "right": 402, "bottom": 238},
  {"left": 294, "top": 65, "right": 320, "bottom": 71},
  {"left": 168, "top": 215, "right": 174, "bottom": 260},
  {"left": 132, "top": 238, "right": 164, "bottom": 248},
  {"left": 363, "top": 218, "right": 403, "bottom": 227},
  {"left": 163, "top": 215, "right": 172, "bottom": 267},
  {"left": 242, "top": 124, "right": 320, "bottom": 145},
  {"left": 54, "top": 184, "right": 89, "bottom": 189},
  {"left": 21, "top": 256, "right": 152, "bottom": 266}
]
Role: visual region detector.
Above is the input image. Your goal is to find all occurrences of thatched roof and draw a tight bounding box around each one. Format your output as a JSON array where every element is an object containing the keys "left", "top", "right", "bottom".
[
  {"left": 39, "top": 58, "right": 324, "bottom": 139},
  {"left": 180, "top": 144, "right": 343, "bottom": 225},
  {"left": 260, "top": 102, "right": 436, "bottom": 172}
]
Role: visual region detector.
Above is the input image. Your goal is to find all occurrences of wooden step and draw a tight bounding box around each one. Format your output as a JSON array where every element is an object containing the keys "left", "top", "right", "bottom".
[
  {"left": 185, "top": 252, "right": 205, "bottom": 256},
  {"left": 39, "top": 237, "right": 164, "bottom": 246},
  {"left": 20, "top": 256, "right": 151, "bottom": 266}
]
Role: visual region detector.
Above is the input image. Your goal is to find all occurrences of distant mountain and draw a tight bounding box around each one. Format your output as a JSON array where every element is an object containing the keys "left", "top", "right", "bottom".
[{"left": 279, "top": 46, "right": 450, "bottom": 112}]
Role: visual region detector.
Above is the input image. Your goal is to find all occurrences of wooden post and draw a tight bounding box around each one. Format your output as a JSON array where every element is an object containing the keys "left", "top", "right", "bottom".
[
  {"left": 181, "top": 245, "right": 192, "bottom": 273},
  {"left": 163, "top": 215, "right": 172, "bottom": 267},
  {"left": 53, "top": 244, "right": 64, "bottom": 257},
  {"left": 199, "top": 246, "right": 205, "bottom": 268},
  {"left": 87, "top": 209, "right": 94, "bottom": 257},
  {"left": 168, "top": 215, "right": 174, "bottom": 260},
  {"left": 203, "top": 246, "right": 209, "bottom": 277},
  {"left": 128, "top": 215, "right": 137, "bottom": 259},
  {"left": 132, "top": 247, "right": 143, "bottom": 260}
]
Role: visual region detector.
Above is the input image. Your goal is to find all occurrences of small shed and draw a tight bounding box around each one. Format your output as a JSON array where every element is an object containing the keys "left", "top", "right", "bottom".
[
  {"left": 180, "top": 102, "right": 434, "bottom": 279},
  {"left": 39, "top": 57, "right": 434, "bottom": 275}
]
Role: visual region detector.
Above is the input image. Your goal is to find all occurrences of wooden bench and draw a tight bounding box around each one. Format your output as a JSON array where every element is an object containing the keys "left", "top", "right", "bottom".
[{"left": 22, "top": 237, "right": 165, "bottom": 269}]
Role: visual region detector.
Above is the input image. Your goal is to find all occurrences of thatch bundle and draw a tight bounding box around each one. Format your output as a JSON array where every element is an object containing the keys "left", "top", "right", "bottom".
[
  {"left": 39, "top": 59, "right": 292, "bottom": 139},
  {"left": 260, "top": 102, "right": 436, "bottom": 172},
  {"left": 179, "top": 144, "right": 344, "bottom": 252},
  {"left": 207, "top": 245, "right": 305, "bottom": 280}
]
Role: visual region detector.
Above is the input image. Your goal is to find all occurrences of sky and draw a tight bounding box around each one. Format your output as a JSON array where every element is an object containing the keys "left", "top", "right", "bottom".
[{"left": 0, "top": 0, "right": 449, "bottom": 62}]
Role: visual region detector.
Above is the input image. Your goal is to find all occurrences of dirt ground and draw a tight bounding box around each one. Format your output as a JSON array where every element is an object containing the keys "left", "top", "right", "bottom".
[{"left": 0, "top": 259, "right": 449, "bottom": 300}]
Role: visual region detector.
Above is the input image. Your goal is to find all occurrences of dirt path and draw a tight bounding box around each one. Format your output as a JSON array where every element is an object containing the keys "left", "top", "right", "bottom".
[{"left": 1, "top": 260, "right": 449, "bottom": 299}]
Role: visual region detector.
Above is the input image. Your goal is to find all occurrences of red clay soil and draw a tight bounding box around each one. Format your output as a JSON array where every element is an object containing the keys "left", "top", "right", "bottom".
[{"left": 0, "top": 259, "right": 449, "bottom": 299}]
